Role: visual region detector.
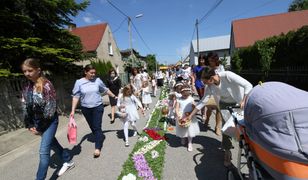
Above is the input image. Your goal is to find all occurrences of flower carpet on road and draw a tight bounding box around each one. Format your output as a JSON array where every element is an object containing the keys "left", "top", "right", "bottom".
[{"left": 119, "top": 86, "right": 169, "bottom": 180}]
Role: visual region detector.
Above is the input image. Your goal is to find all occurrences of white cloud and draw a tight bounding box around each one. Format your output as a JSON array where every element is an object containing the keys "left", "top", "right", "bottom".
[
  {"left": 82, "top": 13, "right": 101, "bottom": 24},
  {"left": 83, "top": 16, "right": 92, "bottom": 23}
]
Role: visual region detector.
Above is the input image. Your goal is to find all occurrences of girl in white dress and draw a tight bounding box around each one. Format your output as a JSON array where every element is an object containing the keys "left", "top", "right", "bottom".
[
  {"left": 141, "top": 81, "right": 152, "bottom": 110},
  {"left": 175, "top": 85, "right": 200, "bottom": 151},
  {"left": 117, "top": 85, "right": 144, "bottom": 147}
]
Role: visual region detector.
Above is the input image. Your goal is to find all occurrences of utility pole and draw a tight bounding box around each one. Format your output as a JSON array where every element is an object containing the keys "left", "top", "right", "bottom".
[
  {"left": 196, "top": 19, "right": 200, "bottom": 58},
  {"left": 128, "top": 17, "right": 134, "bottom": 67}
]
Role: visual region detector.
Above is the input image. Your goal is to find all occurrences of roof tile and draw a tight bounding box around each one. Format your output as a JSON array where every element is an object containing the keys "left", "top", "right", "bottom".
[
  {"left": 232, "top": 10, "right": 308, "bottom": 48},
  {"left": 71, "top": 23, "right": 107, "bottom": 52}
]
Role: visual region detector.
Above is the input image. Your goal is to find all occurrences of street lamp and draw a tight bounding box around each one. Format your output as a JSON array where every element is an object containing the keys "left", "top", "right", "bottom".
[{"left": 128, "top": 13, "right": 143, "bottom": 67}]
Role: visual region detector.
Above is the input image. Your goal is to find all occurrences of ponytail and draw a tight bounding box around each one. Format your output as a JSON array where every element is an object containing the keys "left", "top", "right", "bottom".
[{"left": 35, "top": 76, "right": 46, "bottom": 93}]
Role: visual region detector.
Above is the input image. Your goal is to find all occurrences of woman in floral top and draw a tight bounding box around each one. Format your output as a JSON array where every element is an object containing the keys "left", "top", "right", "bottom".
[{"left": 22, "top": 58, "right": 74, "bottom": 179}]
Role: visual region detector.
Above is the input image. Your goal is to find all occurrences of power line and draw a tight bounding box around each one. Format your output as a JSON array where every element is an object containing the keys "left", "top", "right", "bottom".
[
  {"left": 199, "top": 0, "right": 224, "bottom": 24},
  {"left": 190, "top": 26, "right": 196, "bottom": 44},
  {"left": 85, "top": 9, "right": 127, "bottom": 33},
  {"left": 131, "top": 21, "right": 153, "bottom": 53},
  {"left": 201, "top": 0, "right": 277, "bottom": 32},
  {"left": 107, "top": 0, "right": 154, "bottom": 55},
  {"left": 106, "top": 0, "right": 130, "bottom": 18},
  {"left": 112, "top": 17, "right": 127, "bottom": 33}
]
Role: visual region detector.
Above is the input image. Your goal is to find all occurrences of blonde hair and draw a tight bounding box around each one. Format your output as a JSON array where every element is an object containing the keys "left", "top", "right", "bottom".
[{"left": 22, "top": 58, "right": 46, "bottom": 93}]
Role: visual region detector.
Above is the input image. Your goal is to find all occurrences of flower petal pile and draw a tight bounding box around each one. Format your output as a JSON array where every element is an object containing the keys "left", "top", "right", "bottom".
[
  {"left": 122, "top": 173, "right": 136, "bottom": 180},
  {"left": 132, "top": 154, "right": 157, "bottom": 180},
  {"left": 144, "top": 129, "right": 165, "bottom": 140},
  {"left": 151, "top": 150, "right": 159, "bottom": 159},
  {"left": 138, "top": 136, "right": 149, "bottom": 142},
  {"left": 134, "top": 140, "right": 162, "bottom": 155}
]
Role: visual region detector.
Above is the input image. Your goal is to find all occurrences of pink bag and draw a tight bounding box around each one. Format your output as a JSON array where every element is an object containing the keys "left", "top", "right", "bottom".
[{"left": 67, "top": 116, "right": 77, "bottom": 144}]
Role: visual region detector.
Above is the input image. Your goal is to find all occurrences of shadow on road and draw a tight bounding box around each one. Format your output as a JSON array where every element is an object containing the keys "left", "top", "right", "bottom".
[
  {"left": 165, "top": 128, "right": 227, "bottom": 180},
  {"left": 193, "top": 135, "right": 227, "bottom": 180}
]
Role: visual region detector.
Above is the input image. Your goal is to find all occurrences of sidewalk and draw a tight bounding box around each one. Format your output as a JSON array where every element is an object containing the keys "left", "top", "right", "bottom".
[{"left": 0, "top": 93, "right": 160, "bottom": 180}]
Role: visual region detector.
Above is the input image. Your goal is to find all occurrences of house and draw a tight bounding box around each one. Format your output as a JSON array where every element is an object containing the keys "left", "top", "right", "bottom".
[
  {"left": 189, "top": 35, "right": 230, "bottom": 66},
  {"left": 70, "top": 23, "right": 124, "bottom": 73},
  {"left": 120, "top": 49, "right": 147, "bottom": 70},
  {"left": 230, "top": 9, "right": 308, "bottom": 54}
]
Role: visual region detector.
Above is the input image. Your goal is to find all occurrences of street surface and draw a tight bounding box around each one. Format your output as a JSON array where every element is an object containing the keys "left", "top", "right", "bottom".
[{"left": 0, "top": 92, "right": 242, "bottom": 180}]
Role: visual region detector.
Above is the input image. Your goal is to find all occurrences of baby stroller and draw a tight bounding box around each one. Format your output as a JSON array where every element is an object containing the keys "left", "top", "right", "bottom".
[{"left": 226, "top": 82, "right": 308, "bottom": 180}]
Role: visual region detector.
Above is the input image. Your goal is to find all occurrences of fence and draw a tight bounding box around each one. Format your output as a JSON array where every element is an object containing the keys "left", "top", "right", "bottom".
[
  {"left": 0, "top": 77, "right": 25, "bottom": 135},
  {"left": 0, "top": 72, "right": 131, "bottom": 135},
  {"left": 0, "top": 75, "right": 77, "bottom": 135},
  {"left": 239, "top": 66, "right": 308, "bottom": 91}
]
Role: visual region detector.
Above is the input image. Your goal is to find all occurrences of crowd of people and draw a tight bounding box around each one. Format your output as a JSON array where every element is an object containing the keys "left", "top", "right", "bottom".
[{"left": 21, "top": 51, "right": 253, "bottom": 179}]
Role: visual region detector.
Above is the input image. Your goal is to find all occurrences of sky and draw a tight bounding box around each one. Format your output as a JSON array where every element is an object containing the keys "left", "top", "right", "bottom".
[{"left": 71, "top": 0, "right": 294, "bottom": 64}]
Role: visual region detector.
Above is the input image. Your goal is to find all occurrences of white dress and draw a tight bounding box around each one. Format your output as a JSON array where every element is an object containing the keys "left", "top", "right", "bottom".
[
  {"left": 142, "top": 86, "right": 152, "bottom": 104},
  {"left": 117, "top": 94, "right": 142, "bottom": 122},
  {"left": 176, "top": 96, "right": 200, "bottom": 138}
]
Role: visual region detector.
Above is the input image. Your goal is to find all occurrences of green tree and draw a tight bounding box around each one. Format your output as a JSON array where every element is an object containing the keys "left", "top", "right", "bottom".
[
  {"left": 0, "top": 0, "right": 89, "bottom": 75},
  {"left": 231, "top": 50, "right": 243, "bottom": 73},
  {"left": 91, "top": 59, "right": 113, "bottom": 82},
  {"left": 288, "top": 0, "right": 308, "bottom": 11},
  {"left": 145, "top": 54, "right": 157, "bottom": 72},
  {"left": 256, "top": 40, "right": 276, "bottom": 78}
]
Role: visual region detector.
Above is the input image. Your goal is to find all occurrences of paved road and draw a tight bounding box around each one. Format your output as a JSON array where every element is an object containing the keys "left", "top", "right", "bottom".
[{"left": 0, "top": 92, "right": 242, "bottom": 180}]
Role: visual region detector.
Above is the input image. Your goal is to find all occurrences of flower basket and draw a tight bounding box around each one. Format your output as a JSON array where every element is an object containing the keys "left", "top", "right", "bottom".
[{"left": 178, "top": 112, "right": 191, "bottom": 128}]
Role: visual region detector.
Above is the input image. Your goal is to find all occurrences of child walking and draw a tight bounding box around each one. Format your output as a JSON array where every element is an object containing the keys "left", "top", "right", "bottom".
[
  {"left": 151, "top": 75, "right": 157, "bottom": 97},
  {"left": 141, "top": 80, "right": 152, "bottom": 110},
  {"left": 175, "top": 85, "right": 200, "bottom": 151},
  {"left": 117, "top": 85, "right": 144, "bottom": 147}
]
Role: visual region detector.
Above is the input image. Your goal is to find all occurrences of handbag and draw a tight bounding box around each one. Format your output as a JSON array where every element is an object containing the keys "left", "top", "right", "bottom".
[{"left": 67, "top": 116, "right": 77, "bottom": 144}]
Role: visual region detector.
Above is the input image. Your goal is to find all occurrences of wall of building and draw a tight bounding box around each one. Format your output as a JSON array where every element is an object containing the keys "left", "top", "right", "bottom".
[{"left": 96, "top": 25, "right": 124, "bottom": 73}]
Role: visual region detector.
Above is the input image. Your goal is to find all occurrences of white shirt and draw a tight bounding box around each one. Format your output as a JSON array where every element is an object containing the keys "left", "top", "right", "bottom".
[{"left": 196, "top": 71, "right": 253, "bottom": 110}]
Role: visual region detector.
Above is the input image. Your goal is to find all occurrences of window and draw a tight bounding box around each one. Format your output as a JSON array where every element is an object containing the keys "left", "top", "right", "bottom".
[{"left": 108, "top": 43, "right": 113, "bottom": 56}]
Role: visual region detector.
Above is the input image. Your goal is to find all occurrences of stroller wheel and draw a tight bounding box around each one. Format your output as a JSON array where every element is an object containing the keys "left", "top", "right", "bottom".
[{"left": 227, "top": 168, "right": 241, "bottom": 180}]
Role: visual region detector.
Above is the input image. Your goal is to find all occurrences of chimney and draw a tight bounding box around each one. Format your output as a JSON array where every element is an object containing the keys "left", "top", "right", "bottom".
[{"left": 68, "top": 23, "right": 76, "bottom": 31}]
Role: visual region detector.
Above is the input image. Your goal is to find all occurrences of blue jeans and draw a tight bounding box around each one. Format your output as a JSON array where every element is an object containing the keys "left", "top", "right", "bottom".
[
  {"left": 81, "top": 104, "right": 104, "bottom": 150},
  {"left": 36, "top": 116, "right": 71, "bottom": 180}
]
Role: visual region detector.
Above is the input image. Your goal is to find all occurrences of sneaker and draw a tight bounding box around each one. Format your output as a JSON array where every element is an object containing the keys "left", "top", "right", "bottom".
[
  {"left": 125, "top": 141, "right": 129, "bottom": 147},
  {"left": 188, "top": 143, "right": 193, "bottom": 152},
  {"left": 133, "top": 131, "right": 138, "bottom": 137},
  {"left": 58, "top": 161, "right": 75, "bottom": 176}
]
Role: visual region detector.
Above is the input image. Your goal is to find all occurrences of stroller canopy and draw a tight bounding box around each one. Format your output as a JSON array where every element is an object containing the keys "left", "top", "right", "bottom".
[{"left": 244, "top": 82, "right": 308, "bottom": 163}]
